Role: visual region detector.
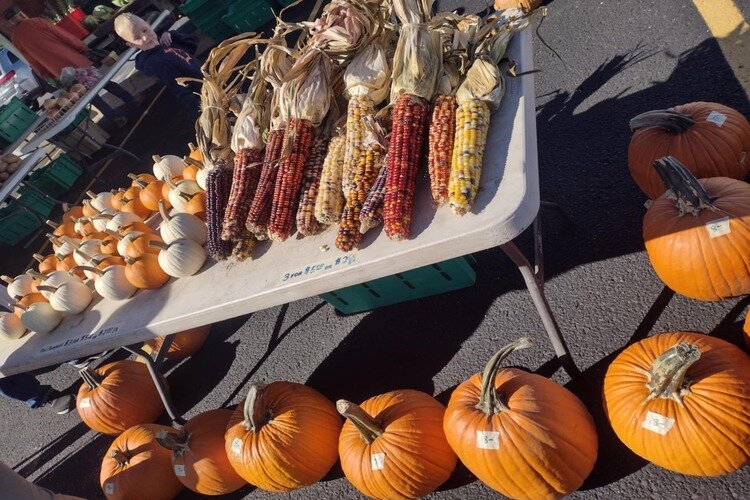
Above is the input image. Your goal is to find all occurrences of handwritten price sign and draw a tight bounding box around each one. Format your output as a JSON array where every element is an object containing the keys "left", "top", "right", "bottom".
[{"left": 279, "top": 254, "right": 358, "bottom": 284}]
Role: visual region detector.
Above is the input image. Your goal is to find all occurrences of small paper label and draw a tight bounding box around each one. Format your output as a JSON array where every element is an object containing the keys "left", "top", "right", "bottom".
[
  {"left": 231, "top": 437, "right": 243, "bottom": 455},
  {"left": 174, "top": 464, "right": 186, "bottom": 477},
  {"left": 706, "top": 111, "right": 727, "bottom": 127},
  {"left": 705, "top": 217, "right": 731, "bottom": 238},
  {"left": 80, "top": 398, "right": 91, "bottom": 408},
  {"left": 476, "top": 431, "right": 501, "bottom": 450},
  {"left": 104, "top": 483, "right": 114, "bottom": 494},
  {"left": 642, "top": 411, "right": 675, "bottom": 435},
  {"left": 370, "top": 452, "right": 386, "bottom": 470}
]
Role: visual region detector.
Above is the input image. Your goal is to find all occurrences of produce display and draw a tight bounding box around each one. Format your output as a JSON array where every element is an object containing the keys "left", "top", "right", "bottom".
[
  {"left": 0, "top": 153, "right": 21, "bottom": 184},
  {"left": 41, "top": 83, "right": 88, "bottom": 119}
]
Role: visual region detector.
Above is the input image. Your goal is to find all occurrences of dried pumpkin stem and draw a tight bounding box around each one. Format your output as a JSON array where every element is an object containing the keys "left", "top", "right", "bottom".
[
  {"left": 243, "top": 383, "right": 270, "bottom": 432},
  {"left": 1, "top": 275, "right": 12, "bottom": 284},
  {"left": 645, "top": 342, "right": 700, "bottom": 405},
  {"left": 336, "top": 400, "right": 383, "bottom": 445},
  {"left": 653, "top": 157, "right": 716, "bottom": 216},
  {"left": 629, "top": 110, "right": 695, "bottom": 133},
  {"left": 79, "top": 367, "right": 101, "bottom": 389},
  {"left": 110, "top": 449, "right": 129, "bottom": 467},
  {"left": 156, "top": 429, "right": 190, "bottom": 457},
  {"left": 476, "top": 337, "right": 533, "bottom": 415},
  {"left": 158, "top": 199, "right": 171, "bottom": 222}
]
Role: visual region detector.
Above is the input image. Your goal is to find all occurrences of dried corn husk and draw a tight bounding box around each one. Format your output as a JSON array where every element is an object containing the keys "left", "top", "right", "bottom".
[
  {"left": 432, "top": 13, "right": 479, "bottom": 95},
  {"left": 231, "top": 72, "right": 269, "bottom": 153},
  {"left": 344, "top": 39, "right": 391, "bottom": 105},
  {"left": 284, "top": 48, "right": 333, "bottom": 125},
  {"left": 307, "top": 0, "right": 380, "bottom": 64},
  {"left": 390, "top": 0, "right": 441, "bottom": 101}
]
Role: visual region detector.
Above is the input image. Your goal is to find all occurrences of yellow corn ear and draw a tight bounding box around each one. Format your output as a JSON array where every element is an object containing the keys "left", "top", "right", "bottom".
[
  {"left": 315, "top": 134, "right": 347, "bottom": 225},
  {"left": 448, "top": 99, "right": 491, "bottom": 215},
  {"left": 342, "top": 95, "right": 374, "bottom": 199}
]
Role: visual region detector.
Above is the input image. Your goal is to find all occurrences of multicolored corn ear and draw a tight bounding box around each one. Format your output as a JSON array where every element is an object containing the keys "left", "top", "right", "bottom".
[
  {"left": 342, "top": 94, "right": 374, "bottom": 198},
  {"left": 205, "top": 161, "right": 233, "bottom": 260},
  {"left": 315, "top": 133, "right": 346, "bottom": 225},
  {"left": 359, "top": 162, "right": 387, "bottom": 234},
  {"left": 246, "top": 128, "right": 285, "bottom": 240},
  {"left": 296, "top": 136, "right": 329, "bottom": 237},
  {"left": 428, "top": 94, "right": 456, "bottom": 205},
  {"left": 222, "top": 148, "right": 264, "bottom": 241}
]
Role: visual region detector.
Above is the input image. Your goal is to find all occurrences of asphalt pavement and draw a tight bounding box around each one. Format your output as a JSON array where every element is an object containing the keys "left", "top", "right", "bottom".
[{"left": 1, "top": 0, "right": 750, "bottom": 498}]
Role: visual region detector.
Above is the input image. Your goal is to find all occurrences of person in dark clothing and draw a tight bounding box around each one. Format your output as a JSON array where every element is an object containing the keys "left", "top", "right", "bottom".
[
  {"left": 114, "top": 13, "right": 203, "bottom": 111},
  {"left": 0, "top": 372, "right": 75, "bottom": 414}
]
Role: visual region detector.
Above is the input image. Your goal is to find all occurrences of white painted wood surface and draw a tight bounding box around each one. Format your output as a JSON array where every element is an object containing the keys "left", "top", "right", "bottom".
[{"left": 0, "top": 29, "right": 539, "bottom": 377}]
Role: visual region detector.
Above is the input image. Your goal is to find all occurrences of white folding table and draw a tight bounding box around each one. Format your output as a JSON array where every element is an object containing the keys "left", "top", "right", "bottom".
[{"left": 0, "top": 29, "right": 575, "bottom": 421}]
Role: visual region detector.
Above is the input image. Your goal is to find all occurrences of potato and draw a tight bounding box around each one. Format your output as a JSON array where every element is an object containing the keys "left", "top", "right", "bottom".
[
  {"left": 7, "top": 163, "right": 18, "bottom": 173},
  {"left": 0, "top": 172, "right": 9, "bottom": 181}
]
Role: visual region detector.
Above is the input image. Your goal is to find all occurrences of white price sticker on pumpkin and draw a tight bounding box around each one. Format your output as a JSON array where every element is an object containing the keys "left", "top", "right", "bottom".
[
  {"left": 104, "top": 482, "right": 114, "bottom": 495},
  {"left": 642, "top": 411, "right": 675, "bottom": 435},
  {"left": 476, "top": 431, "right": 501, "bottom": 450},
  {"left": 80, "top": 398, "right": 91, "bottom": 408},
  {"left": 705, "top": 217, "right": 731, "bottom": 238},
  {"left": 174, "top": 464, "right": 186, "bottom": 477},
  {"left": 706, "top": 111, "right": 727, "bottom": 127},
  {"left": 371, "top": 452, "right": 386, "bottom": 471},
  {"left": 231, "top": 437, "right": 243, "bottom": 455}
]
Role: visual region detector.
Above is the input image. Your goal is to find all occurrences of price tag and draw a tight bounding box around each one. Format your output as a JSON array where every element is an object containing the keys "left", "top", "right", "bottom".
[
  {"left": 174, "top": 464, "right": 186, "bottom": 477},
  {"left": 104, "top": 482, "right": 114, "bottom": 495},
  {"left": 476, "top": 431, "right": 501, "bottom": 450},
  {"left": 706, "top": 110, "right": 727, "bottom": 127},
  {"left": 80, "top": 398, "right": 91, "bottom": 408},
  {"left": 231, "top": 437, "right": 243, "bottom": 455},
  {"left": 642, "top": 411, "right": 675, "bottom": 435},
  {"left": 370, "top": 452, "right": 386, "bottom": 471},
  {"left": 705, "top": 217, "right": 731, "bottom": 238}
]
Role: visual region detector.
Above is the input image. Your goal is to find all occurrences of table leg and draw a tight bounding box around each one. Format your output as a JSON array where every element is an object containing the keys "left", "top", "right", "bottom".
[
  {"left": 122, "top": 345, "right": 185, "bottom": 425},
  {"left": 500, "top": 240, "right": 580, "bottom": 377},
  {"left": 153, "top": 335, "right": 175, "bottom": 368}
]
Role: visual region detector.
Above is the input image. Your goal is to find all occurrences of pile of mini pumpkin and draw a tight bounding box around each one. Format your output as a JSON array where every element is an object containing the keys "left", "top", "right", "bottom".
[{"left": 0, "top": 147, "right": 209, "bottom": 340}]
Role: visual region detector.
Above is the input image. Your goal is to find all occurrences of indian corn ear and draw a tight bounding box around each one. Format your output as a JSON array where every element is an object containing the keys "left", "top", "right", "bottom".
[
  {"left": 359, "top": 163, "right": 387, "bottom": 234},
  {"left": 428, "top": 94, "right": 456, "bottom": 205},
  {"left": 205, "top": 162, "right": 234, "bottom": 260},
  {"left": 315, "top": 134, "right": 346, "bottom": 225},
  {"left": 342, "top": 94, "right": 374, "bottom": 199},
  {"left": 222, "top": 148, "right": 264, "bottom": 241},
  {"left": 231, "top": 228, "right": 256, "bottom": 261},
  {"left": 448, "top": 99, "right": 491, "bottom": 215},
  {"left": 246, "top": 127, "right": 285, "bottom": 240},
  {"left": 296, "top": 136, "right": 329, "bottom": 236}
]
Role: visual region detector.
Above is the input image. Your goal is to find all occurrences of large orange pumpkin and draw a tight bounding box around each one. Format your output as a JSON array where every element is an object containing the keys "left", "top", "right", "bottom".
[
  {"left": 143, "top": 325, "right": 210, "bottom": 360},
  {"left": 603, "top": 331, "right": 750, "bottom": 476},
  {"left": 629, "top": 102, "right": 750, "bottom": 199},
  {"left": 643, "top": 156, "right": 750, "bottom": 301},
  {"left": 101, "top": 423, "right": 184, "bottom": 500},
  {"left": 443, "top": 338, "right": 597, "bottom": 499},
  {"left": 224, "top": 382, "right": 342, "bottom": 491},
  {"left": 77, "top": 360, "right": 167, "bottom": 435},
  {"left": 338, "top": 390, "right": 457, "bottom": 499},
  {"left": 156, "top": 409, "right": 246, "bottom": 495}
]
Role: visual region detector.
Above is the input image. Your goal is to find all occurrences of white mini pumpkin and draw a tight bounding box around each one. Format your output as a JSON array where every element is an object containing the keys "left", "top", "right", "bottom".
[
  {"left": 165, "top": 178, "right": 202, "bottom": 212},
  {"left": 196, "top": 166, "right": 209, "bottom": 190},
  {"left": 105, "top": 212, "right": 142, "bottom": 233},
  {"left": 18, "top": 302, "right": 62, "bottom": 334},
  {"left": 38, "top": 271, "right": 79, "bottom": 299},
  {"left": 1, "top": 273, "right": 37, "bottom": 300},
  {"left": 77, "top": 265, "right": 136, "bottom": 300},
  {"left": 158, "top": 200, "right": 206, "bottom": 244},
  {"left": 0, "top": 312, "right": 26, "bottom": 339},
  {"left": 151, "top": 239, "right": 206, "bottom": 278},
  {"left": 72, "top": 240, "right": 104, "bottom": 266},
  {"left": 87, "top": 190, "right": 114, "bottom": 212},
  {"left": 152, "top": 154, "right": 185, "bottom": 181},
  {"left": 37, "top": 281, "right": 93, "bottom": 314}
]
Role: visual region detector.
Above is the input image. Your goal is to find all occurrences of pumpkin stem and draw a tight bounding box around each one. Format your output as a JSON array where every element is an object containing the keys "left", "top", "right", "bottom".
[
  {"left": 646, "top": 342, "right": 700, "bottom": 405},
  {"left": 86, "top": 190, "right": 98, "bottom": 199},
  {"left": 653, "top": 156, "right": 717, "bottom": 216},
  {"left": 152, "top": 154, "right": 162, "bottom": 163},
  {"left": 110, "top": 449, "right": 129, "bottom": 467},
  {"left": 155, "top": 429, "right": 190, "bottom": 457},
  {"left": 33, "top": 254, "right": 45, "bottom": 262},
  {"left": 475, "top": 337, "right": 533, "bottom": 415},
  {"left": 27, "top": 270, "right": 45, "bottom": 279},
  {"left": 70, "top": 265, "right": 103, "bottom": 276},
  {"left": 158, "top": 199, "right": 171, "bottom": 222},
  {"left": 148, "top": 240, "right": 170, "bottom": 251},
  {"left": 45, "top": 220, "right": 59, "bottom": 228},
  {"left": 243, "top": 383, "right": 271, "bottom": 432},
  {"left": 103, "top": 229, "right": 122, "bottom": 240},
  {"left": 336, "top": 399, "right": 383, "bottom": 445},
  {"left": 79, "top": 367, "right": 101, "bottom": 389},
  {"left": 35, "top": 285, "right": 58, "bottom": 293},
  {"left": 629, "top": 109, "right": 695, "bottom": 133},
  {"left": 1, "top": 275, "right": 12, "bottom": 284},
  {"left": 183, "top": 156, "right": 203, "bottom": 169}
]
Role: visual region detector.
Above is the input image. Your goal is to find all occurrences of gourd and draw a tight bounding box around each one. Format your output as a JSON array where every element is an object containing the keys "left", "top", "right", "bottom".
[
  {"left": 87, "top": 190, "right": 114, "bottom": 212},
  {"left": 628, "top": 102, "right": 750, "bottom": 198},
  {"left": 16, "top": 301, "right": 62, "bottom": 333},
  {"left": 0, "top": 311, "right": 26, "bottom": 339},
  {"left": 224, "top": 382, "right": 342, "bottom": 491},
  {"left": 338, "top": 390, "right": 457, "bottom": 499},
  {"left": 101, "top": 423, "right": 184, "bottom": 500},
  {"left": 165, "top": 176, "right": 202, "bottom": 212},
  {"left": 1, "top": 273, "right": 39, "bottom": 300},
  {"left": 158, "top": 200, "right": 206, "bottom": 245},
  {"left": 152, "top": 154, "right": 185, "bottom": 181},
  {"left": 603, "top": 331, "right": 750, "bottom": 476},
  {"left": 36, "top": 281, "right": 93, "bottom": 314},
  {"left": 643, "top": 156, "right": 750, "bottom": 301},
  {"left": 72, "top": 265, "right": 136, "bottom": 300},
  {"left": 77, "top": 360, "right": 167, "bottom": 435},
  {"left": 150, "top": 239, "right": 206, "bottom": 278},
  {"left": 124, "top": 254, "right": 169, "bottom": 289},
  {"left": 156, "top": 409, "right": 246, "bottom": 495},
  {"left": 142, "top": 325, "right": 210, "bottom": 360},
  {"left": 443, "top": 338, "right": 598, "bottom": 499}
]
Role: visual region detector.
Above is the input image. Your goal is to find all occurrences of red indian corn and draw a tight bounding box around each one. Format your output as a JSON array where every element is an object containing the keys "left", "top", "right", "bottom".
[
  {"left": 384, "top": 94, "right": 429, "bottom": 240},
  {"left": 268, "top": 118, "right": 315, "bottom": 241},
  {"left": 205, "top": 162, "right": 233, "bottom": 260},
  {"left": 296, "top": 136, "right": 329, "bottom": 237},
  {"left": 222, "top": 148, "right": 263, "bottom": 241},
  {"left": 246, "top": 128, "right": 285, "bottom": 240},
  {"left": 359, "top": 163, "right": 387, "bottom": 234},
  {"left": 428, "top": 94, "right": 456, "bottom": 205}
]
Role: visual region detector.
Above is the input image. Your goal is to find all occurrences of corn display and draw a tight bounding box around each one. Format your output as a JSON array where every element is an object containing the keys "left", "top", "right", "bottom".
[
  {"left": 205, "top": 162, "right": 234, "bottom": 260},
  {"left": 359, "top": 163, "right": 387, "bottom": 234},
  {"left": 246, "top": 128, "right": 285, "bottom": 240},
  {"left": 222, "top": 148, "right": 264, "bottom": 241},
  {"left": 384, "top": 94, "right": 429, "bottom": 240},
  {"left": 342, "top": 95, "right": 374, "bottom": 198},
  {"left": 336, "top": 138, "right": 386, "bottom": 251},
  {"left": 315, "top": 133, "right": 346, "bottom": 225},
  {"left": 296, "top": 136, "right": 329, "bottom": 236},
  {"left": 448, "top": 99, "right": 491, "bottom": 215},
  {"left": 268, "top": 118, "right": 315, "bottom": 241},
  {"left": 428, "top": 94, "right": 456, "bottom": 205}
]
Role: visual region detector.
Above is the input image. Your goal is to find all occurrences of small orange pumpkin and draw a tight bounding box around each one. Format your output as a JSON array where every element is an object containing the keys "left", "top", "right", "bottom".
[
  {"left": 62, "top": 205, "right": 84, "bottom": 223},
  {"left": 124, "top": 254, "right": 169, "bottom": 289},
  {"left": 119, "top": 222, "right": 154, "bottom": 236},
  {"left": 139, "top": 179, "right": 169, "bottom": 212},
  {"left": 744, "top": 314, "right": 750, "bottom": 350},
  {"left": 187, "top": 142, "right": 203, "bottom": 164},
  {"left": 161, "top": 176, "right": 184, "bottom": 202},
  {"left": 14, "top": 292, "right": 47, "bottom": 315},
  {"left": 182, "top": 160, "right": 200, "bottom": 181},
  {"left": 143, "top": 325, "right": 210, "bottom": 360},
  {"left": 124, "top": 233, "right": 163, "bottom": 259},
  {"left": 48, "top": 220, "right": 77, "bottom": 238},
  {"left": 127, "top": 172, "right": 157, "bottom": 186},
  {"left": 182, "top": 192, "right": 206, "bottom": 220},
  {"left": 33, "top": 254, "right": 58, "bottom": 274},
  {"left": 81, "top": 200, "right": 98, "bottom": 218},
  {"left": 110, "top": 190, "right": 127, "bottom": 211}
]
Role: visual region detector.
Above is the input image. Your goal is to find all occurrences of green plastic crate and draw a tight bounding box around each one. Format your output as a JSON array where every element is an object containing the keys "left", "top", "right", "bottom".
[
  {"left": 199, "top": 17, "right": 237, "bottom": 41},
  {"left": 222, "top": 0, "right": 275, "bottom": 33},
  {"left": 0, "top": 97, "right": 37, "bottom": 148},
  {"left": 15, "top": 187, "right": 55, "bottom": 219},
  {"left": 24, "top": 155, "right": 82, "bottom": 197},
  {"left": 180, "top": 0, "right": 234, "bottom": 40},
  {"left": 0, "top": 204, "right": 42, "bottom": 245},
  {"left": 180, "top": 0, "right": 229, "bottom": 16},
  {"left": 321, "top": 255, "right": 477, "bottom": 314}
]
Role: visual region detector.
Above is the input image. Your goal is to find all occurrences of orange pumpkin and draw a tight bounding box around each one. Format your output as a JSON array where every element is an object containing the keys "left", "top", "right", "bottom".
[
  {"left": 55, "top": 254, "right": 78, "bottom": 274},
  {"left": 629, "top": 102, "right": 750, "bottom": 199},
  {"left": 156, "top": 409, "right": 246, "bottom": 495},
  {"left": 14, "top": 292, "right": 47, "bottom": 315},
  {"left": 120, "top": 222, "right": 154, "bottom": 236},
  {"left": 644, "top": 157, "right": 750, "bottom": 301},
  {"left": 128, "top": 172, "right": 157, "bottom": 186},
  {"left": 182, "top": 161, "right": 200, "bottom": 181},
  {"left": 81, "top": 199, "right": 98, "bottom": 218},
  {"left": 225, "top": 382, "right": 342, "bottom": 491},
  {"left": 33, "top": 254, "right": 58, "bottom": 274},
  {"left": 143, "top": 325, "right": 210, "bottom": 360},
  {"left": 139, "top": 179, "right": 169, "bottom": 212},
  {"left": 77, "top": 360, "right": 167, "bottom": 435},
  {"left": 124, "top": 254, "right": 169, "bottom": 289},
  {"left": 124, "top": 233, "right": 163, "bottom": 259},
  {"left": 120, "top": 197, "right": 151, "bottom": 219},
  {"left": 101, "top": 423, "right": 184, "bottom": 500},
  {"left": 48, "top": 220, "right": 77, "bottom": 238},
  {"left": 188, "top": 142, "right": 203, "bottom": 164},
  {"left": 110, "top": 190, "right": 127, "bottom": 211},
  {"left": 603, "top": 331, "right": 750, "bottom": 476},
  {"left": 744, "top": 314, "right": 750, "bottom": 350},
  {"left": 182, "top": 192, "right": 206, "bottom": 220},
  {"left": 338, "top": 390, "right": 457, "bottom": 499},
  {"left": 443, "top": 338, "right": 597, "bottom": 499},
  {"left": 62, "top": 205, "right": 84, "bottom": 223},
  {"left": 100, "top": 233, "right": 120, "bottom": 256}
]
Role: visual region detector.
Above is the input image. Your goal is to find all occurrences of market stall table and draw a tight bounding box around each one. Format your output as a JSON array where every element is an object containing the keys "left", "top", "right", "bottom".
[{"left": 0, "top": 30, "right": 575, "bottom": 419}]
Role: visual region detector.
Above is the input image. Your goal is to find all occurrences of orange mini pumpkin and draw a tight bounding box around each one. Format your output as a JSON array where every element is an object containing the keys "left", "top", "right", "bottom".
[
  {"left": 124, "top": 254, "right": 169, "bottom": 289},
  {"left": 603, "top": 331, "right": 750, "bottom": 476},
  {"left": 139, "top": 179, "right": 169, "bottom": 212},
  {"left": 33, "top": 253, "right": 58, "bottom": 274},
  {"left": 62, "top": 205, "right": 84, "bottom": 223},
  {"left": 182, "top": 192, "right": 206, "bottom": 220},
  {"left": 124, "top": 233, "right": 163, "bottom": 259}
]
